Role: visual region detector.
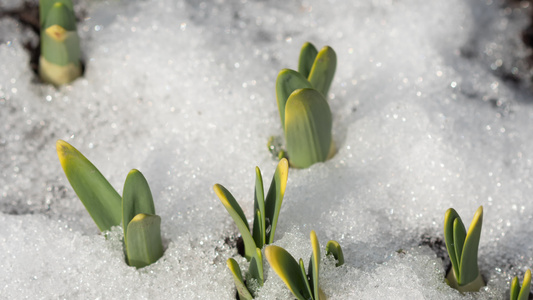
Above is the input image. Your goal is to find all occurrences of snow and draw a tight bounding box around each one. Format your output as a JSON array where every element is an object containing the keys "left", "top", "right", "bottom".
[{"left": 1, "top": 0, "right": 533, "bottom": 298}]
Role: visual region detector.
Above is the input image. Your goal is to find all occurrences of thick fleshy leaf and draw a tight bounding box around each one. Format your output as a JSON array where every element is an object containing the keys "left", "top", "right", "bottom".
[
  {"left": 248, "top": 247, "right": 264, "bottom": 288},
  {"left": 308, "top": 230, "right": 320, "bottom": 300},
  {"left": 56, "top": 140, "right": 122, "bottom": 232},
  {"left": 214, "top": 184, "right": 256, "bottom": 260},
  {"left": 125, "top": 213, "right": 164, "bottom": 268},
  {"left": 325, "top": 240, "right": 344, "bottom": 267},
  {"left": 265, "top": 245, "right": 311, "bottom": 300},
  {"left": 42, "top": 2, "right": 76, "bottom": 30},
  {"left": 276, "top": 69, "right": 313, "bottom": 130},
  {"left": 459, "top": 206, "right": 483, "bottom": 285},
  {"left": 39, "top": 0, "right": 74, "bottom": 28},
  {"left": 252, "top": 167, "right": 265, "bottom": 249},
  {"left": 444, "top": 208, "right": 462, "bottom": 282},
  {"left": 516, "top": 269, "right": 531, "bottom": 300},
  {"left": 227, "top": 258, "right": 254, "bottom": 300},
  {"left": 308, "top": 46, "right": 337, "bottom": 96},
  {"left": 298, "top": 42, "right": 318, "bottom": 79},
  {"left": 264, "top": 158, "right": 289, "bottom": 244},
  {"left": 285, "top": 89, "right": 332, "bottom": 169},
  {"left": 122, "top": 169, "right": 155, "bottom": 246},
  {"left": 299, "top": 259, "right": 313, "bottom": 299},
  {"left": 41, "top": 28, "right": 80, "bottom": 66},
  {"left": 453, "top": 217, "right": 466, "bottom": 274},
  {"left": 511, "top": 276, "right": 520, "bottom": 300}
]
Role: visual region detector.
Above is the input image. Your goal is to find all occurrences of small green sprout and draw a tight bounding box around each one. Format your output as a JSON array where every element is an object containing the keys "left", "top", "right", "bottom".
[
  {"left": 274, "top": 42, "right": 337, "bottom": 168},
  {"left": 510, "top": 269, "right": 531, "bottom": 300},
  {"left": 265, "top": 230, "right": 343, "bottom": 300},
  {"left": 56, "top": 140, "right": 163, "bottom": 268},
  {"left": 214, "top": 158, "right": 289, "bottom": 298},
  {"left": 39, "top": 0, "right": 81, "bottom": 85},
  {"left": 444, "top": 206, "right": 485, "bottom": 292}
]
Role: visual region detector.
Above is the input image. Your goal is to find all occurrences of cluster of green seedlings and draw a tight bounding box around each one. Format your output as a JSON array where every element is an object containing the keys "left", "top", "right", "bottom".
[{"left": 45, "top": 1, "right": 531, "bottom": 297}]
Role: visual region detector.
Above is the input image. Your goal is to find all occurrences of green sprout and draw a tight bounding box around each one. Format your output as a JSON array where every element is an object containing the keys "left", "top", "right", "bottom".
[
  {"left": 444, "top": 206, "right": 485, "bottom": 293},
  {"left": 56, "top": 140, "right": 163, "bottom": 268},
  {"left": 511, "top": 269, "right": 531, "bottom": 300},
  {"left": 264, "top": 230, "right": 343, "bottom": 300},
  {"left": 39, "top": 0, "right": 81, "bottom": 85},
  {"left": 214, "top": 158, "right": 289, "bottom": 299},
  {"left": 274, "top": 42, "right": 337, "bottom": 169}
]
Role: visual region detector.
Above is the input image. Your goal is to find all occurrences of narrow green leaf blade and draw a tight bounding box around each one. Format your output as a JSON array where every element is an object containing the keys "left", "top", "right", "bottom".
[
  {"left": 511, "top": 276, "right": 520, "bottom": 300},
  {"left": 326, "top": 240, "right": 344, "bottom": 267},
  {"left": 285, "top": 89, "right": 332, "bottom": 169},
  {"left": 248, "top": 247, "right": 264, "bottom": 288},
  {"left": 214, "top": 184, "right": 256, "bottom": 260},
  {"left": 518, "top": 269, "right": 531, "bottom": 300},
  {"left": 276, "top": 69, "right": 313, "bottom": 130},
  {"left": 459, "top": 206, "right": 483, "bottom": 285},
  {"left": 308, "top": 230, "right": 320, "bottom": 300},
  {"left": 298, "top": 259, "right": 313, "bottom": 299},
  {"left": 122, "top": 169, "right": 155, "bottom": 246},
  {"left": 265, "top": 245, "right": 310, "bottom": 300},
  {"left": 252, "top": 167, "right": 265, "bottom": 249},
  {"left": 453, "top": 217, "right": 466, "bottom": 271},
  {"left": 308, "top": 46, "right": 337, "bottom": 96},
  {"left": 444, "top": 208, "right": 461, "bottom": 281},
  {"left": 125, "top": 213, "right": 164, "bottom": 268},
  {"left": 298, "top": 42, "right": 318, "bottom": 79},
  {"left": 56, "top": 140, "right": 122, "bottom": 232},
  {"left": 264, "top": 158, "right": 289, "bottom": 244},
  {"left": 227, "top": 258, "right": 254, "bottom": 300}
]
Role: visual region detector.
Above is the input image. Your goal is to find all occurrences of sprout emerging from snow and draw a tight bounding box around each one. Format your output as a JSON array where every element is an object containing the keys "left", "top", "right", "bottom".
[
  {"left": 56, "top": 140, "right": 163, "bottom": 268},
  {"left": 444, "top": 206, "right": 485, "bottom": 293},
  {"left": 265, "top": 230, "right": 343, "bottom": 300},
  {"left": 273, "top": 42, "right": 337, "bottom": 169},
  {"left": 510, "top": 269, "right": 531, "bottom": 300},
  {"left": 214, "top": 158, "right": 289, "bottom": 299},
  {"left": 39, "top": 0, "right": 81, "bottom": 85}
]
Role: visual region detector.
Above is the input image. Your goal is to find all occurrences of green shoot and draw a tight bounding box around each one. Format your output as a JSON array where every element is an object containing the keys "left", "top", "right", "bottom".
[{"left": 510, "top": 269, "right": 531, "bottom": 300}]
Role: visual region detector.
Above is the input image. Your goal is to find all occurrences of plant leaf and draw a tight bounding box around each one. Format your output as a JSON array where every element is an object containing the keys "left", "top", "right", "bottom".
[
  {"left": 265, "top": 245, "right": 311, "bottom": 300},
  {"left": 298, "top": 42, "right": 318, "bottom": 79},
  {"left": 299, "top": 258, "right": 313, "bottom": 299},
  {"left": 276, "top": 69, "right": 313, "bottom": 130},
  {"left": 308, "top": 46, "right": 337, "bottom": 96},
  {"left": 39, "top": 0, "right": 74, "bottom": 28},
  {"left": 227, "top": 258, "right": 254, "bottom": 300},
  {"left": 56, "top": 140, "right": 122, "bottom": 232},
  {"left": 517, "top": 269, "right": 531, "bottom": 300},
  {"left": 264, "top": 158, "right": 289, "bottom": 244},
  {"left": 42, "top": 2, "right": 76, "bottom": 31},
  {"left": 285, "top": 89, "right": 332, "bottom": 169},
  {"left": 459, "top": 206, "right": 483, "bottom": 285},
  {"left": 248, "top": 247, "right": 264, "bottom": 288},
  {"left": 125, "top": 213, "right": 164, "bottom": 268},
  {"left": 214, "top": 184, "right": 257, "bottom": 260},
  {"left": 444, "top": 208, "right": 461, "bottom": 282},
  {"left": 252, "top": 167, "right": 265, "bottom": 249},
  {"left": 325, "top": 240, "right": 344, "bottom": 267},
  {"left": 308, "top": 230, "right": 320, "bottom": 300},
  {"left": 122, "top": 169, "right": 155, "bottom": 247},
  {"left": 511, "top": 276, "right": 520, "bottom": 300},
  {"left": 453, "top": 217, "right": 466, "bottom": 275}
]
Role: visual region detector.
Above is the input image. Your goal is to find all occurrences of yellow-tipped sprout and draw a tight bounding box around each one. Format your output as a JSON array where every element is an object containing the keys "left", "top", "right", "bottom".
[
  {"left": 510, "top": 269, "right": 531, "bottom": 300},
  {"left": 275, "top": 42, "right": 337, "bottom": 168},
  {"left": 39, "top": 0, "right": 81, "bottom": 85}
]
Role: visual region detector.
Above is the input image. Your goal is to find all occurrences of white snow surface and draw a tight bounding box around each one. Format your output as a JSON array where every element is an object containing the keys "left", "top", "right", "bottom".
[{"left": 1, "top": 0, "right": 533, "bottom": 299}]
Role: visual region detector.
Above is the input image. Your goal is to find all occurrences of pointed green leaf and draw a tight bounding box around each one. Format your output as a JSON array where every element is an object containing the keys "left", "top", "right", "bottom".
[
  {"left": 459, "top": 206, "right": 483, "bottom": 285},
  {"left": 43, "top": 2, "right": 76, "bottom": 30},
  {"left": 511, "top": 276, "right": 520, "bottom": 300},
  {"left": 452, "top": 217, "right": 466, "bottom": 271},
  {"left": 264, "top": 158, "right": 289, "bottom": 244},
  {"left": 276, "top": 69, "right": 313, "bottom": 130},
  {"left": 326, "top": 240, "right": 344, "bottom": 267},
  {"left": 227, "top": 258, "right": 254, "bottom": 300},
  {"left": 252, "top": 167, "right": 265, "bottom": 249},
  {"left": 444, "top": 208, "right": 461, "bottom": 281},
  {"left": 56, "top": 140, "right": 122, "bottom": 232},
  {"left": 122, "top": 169, "right": 155, "bottom": 247},
  {"left": 265, "top": 245, "right": 311, "bottom": 300},
  {"left": 285, "top": 89, "right": 332, "bottom": 169},
  {"left": 308, "top": 230, "right": 320, "bottom": 300},
  {"left": 298, "top": 42, "right": 318, "bottom": 79},
  {"left": 517, "top": 269, "right": 531, "bottom": 300},
  {"left": 40, "top": 0, "right": 74, "bottom": 28},
  {"left": 248, "top": 247, "right": 264, "bottom": 288},
  {"left": 299, "top": 258, "right": 313, "bottom": 299},
  {"left": 214, "top": 184, "right": 257, "bottom": 260},
  {"left": 125, "top": 213, "right": 164, "bottom": 268},
  {"left": 308, "top": 46, "right": 337, "bottom": 96}
]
